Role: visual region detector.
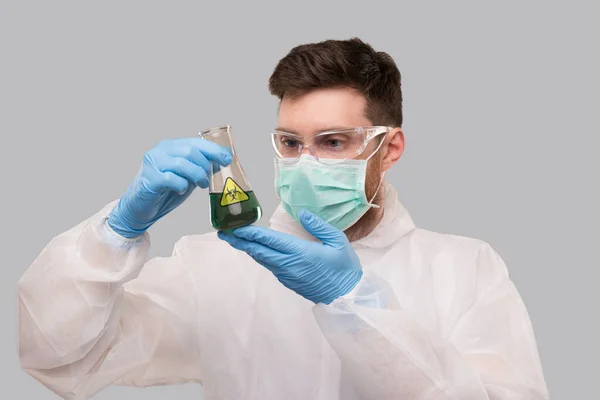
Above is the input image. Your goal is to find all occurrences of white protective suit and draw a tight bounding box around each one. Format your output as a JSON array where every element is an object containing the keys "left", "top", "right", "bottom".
[{"left": 17, "top": 183, "right": 549, "bottom": 399}]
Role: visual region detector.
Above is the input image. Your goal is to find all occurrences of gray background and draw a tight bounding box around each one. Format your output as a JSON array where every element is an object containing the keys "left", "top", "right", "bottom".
[{"left": 1, "top": 1, "right": 598, "bottom": 399}]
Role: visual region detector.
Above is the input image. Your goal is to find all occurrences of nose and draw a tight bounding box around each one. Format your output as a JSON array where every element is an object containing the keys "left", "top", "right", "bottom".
[{"left": 300, "top": 145, "right": 320, "bottom": 159}]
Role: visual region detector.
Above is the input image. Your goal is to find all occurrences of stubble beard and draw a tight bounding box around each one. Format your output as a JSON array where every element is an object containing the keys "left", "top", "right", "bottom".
[{"left": 343, "top": 152, "right": 386, "bottom": 242}]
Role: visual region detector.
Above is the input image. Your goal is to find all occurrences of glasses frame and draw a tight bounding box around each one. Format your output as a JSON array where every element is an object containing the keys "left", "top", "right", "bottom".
[{"left": 271, "top": 126, "right": 394, "bottom": 165}]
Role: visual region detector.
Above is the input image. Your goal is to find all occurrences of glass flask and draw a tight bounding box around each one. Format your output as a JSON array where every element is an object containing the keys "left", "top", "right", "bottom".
[{"left": 199, "top": 125, "right": 262, "bottom": 231}]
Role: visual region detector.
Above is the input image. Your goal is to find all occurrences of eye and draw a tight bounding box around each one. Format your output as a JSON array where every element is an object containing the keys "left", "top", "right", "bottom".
[
  {"left": 324, "top": 138, "right": 343, "bottom": 148},
  {"left": 280, "top": 137, "right": 299, "bottom": 148}
]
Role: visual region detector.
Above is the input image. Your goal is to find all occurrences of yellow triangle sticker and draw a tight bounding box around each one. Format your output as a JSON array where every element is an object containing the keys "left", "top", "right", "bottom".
[{"left": 220, "top": 177, "right": 250, "bottom": 206}]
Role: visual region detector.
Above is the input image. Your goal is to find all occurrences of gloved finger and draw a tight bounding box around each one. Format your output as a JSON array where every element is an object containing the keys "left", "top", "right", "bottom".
[
  {"left": 231, "top": 226, "right": 303, "bottom": 254},
  {"left": 155, "top": 156, "right": 210, "bottom": 188},
  {"left": 298, "top": 209, "right": 347, "bottom": 248},
  {"left": 163, "top": 138, "right": 232, "bottom": 166},
  {"left": 145, "top": 171, "right": 190, "bottom": 195},
  {"left": 168, "top": 147, "right": 212, "bottom": 175},
  {"left": 217, "top": 231, "right": 283, "bottom": 271}
]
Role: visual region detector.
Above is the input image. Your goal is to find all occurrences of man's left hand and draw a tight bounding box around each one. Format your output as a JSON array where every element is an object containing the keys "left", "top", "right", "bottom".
[{"left": 217, "top": 209, "right": 363, "bottom": 304}]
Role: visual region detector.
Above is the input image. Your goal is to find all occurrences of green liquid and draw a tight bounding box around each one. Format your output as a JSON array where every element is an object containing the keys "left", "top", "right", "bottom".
[{"left": 209, "top": 190, "right": 262, "bottom": 231}]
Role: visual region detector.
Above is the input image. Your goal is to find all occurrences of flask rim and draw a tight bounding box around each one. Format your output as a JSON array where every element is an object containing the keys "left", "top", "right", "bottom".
[{"left": 199, "top": 125, "right": 231, "bottom": 138}]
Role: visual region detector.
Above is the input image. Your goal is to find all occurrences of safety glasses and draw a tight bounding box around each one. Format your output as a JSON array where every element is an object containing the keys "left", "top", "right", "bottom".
[{"left": 271, "top": 126, "right": 392, "bottom": 165}]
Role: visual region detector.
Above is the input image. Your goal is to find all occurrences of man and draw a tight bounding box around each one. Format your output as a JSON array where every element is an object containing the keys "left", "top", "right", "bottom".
[{"left": 17, "top": 38, "right": 549, "bottom": 399}]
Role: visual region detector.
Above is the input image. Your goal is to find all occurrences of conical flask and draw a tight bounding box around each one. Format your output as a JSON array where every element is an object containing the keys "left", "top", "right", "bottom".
[{"left": 199, "top": 125, "right": 262, "bottom": 231}]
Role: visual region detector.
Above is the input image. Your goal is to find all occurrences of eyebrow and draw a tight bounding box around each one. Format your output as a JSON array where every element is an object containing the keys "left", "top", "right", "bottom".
[{"left": 275, "top": 126, "right": 354, "bottom": 135}]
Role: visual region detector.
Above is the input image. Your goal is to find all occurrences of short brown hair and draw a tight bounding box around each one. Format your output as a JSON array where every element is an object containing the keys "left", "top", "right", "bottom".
[{"left": 268, "top": 37, "right": 403, "bottom": 127}]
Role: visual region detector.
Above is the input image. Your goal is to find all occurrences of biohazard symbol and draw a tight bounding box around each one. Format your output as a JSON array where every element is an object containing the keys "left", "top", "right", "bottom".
[{"left": 220, "top": 177, "right": 249, "bottom": 206}]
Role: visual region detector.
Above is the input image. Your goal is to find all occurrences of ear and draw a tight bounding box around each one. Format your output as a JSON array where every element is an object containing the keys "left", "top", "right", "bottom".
[{"left": 381, "top": 128, "right": 405, "bottom": 171}]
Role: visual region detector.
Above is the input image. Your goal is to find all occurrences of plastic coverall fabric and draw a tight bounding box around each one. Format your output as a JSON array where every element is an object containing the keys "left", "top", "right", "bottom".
[{"left": 17, "top": 183, "right": 549, "bottom": 400}]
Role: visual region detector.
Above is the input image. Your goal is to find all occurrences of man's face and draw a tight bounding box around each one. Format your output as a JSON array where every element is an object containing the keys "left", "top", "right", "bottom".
[{"left": 276, "top": 87, "right": 389, "bottom": 233}]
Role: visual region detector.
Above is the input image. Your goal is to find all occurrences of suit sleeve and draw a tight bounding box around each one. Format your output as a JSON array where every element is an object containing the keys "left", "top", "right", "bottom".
[
  {"left": 312, "top": 243, "right": 549, "bottom": 399},
  {"left": 18, "top": 202, "right": 203, "bottom": 399}
]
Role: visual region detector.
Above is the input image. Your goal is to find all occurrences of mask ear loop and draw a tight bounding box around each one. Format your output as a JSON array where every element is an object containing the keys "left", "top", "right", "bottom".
[
  {"left": 367, "top": 170, "right": 386, "bottom": 209},
  {"left": 363, "top": 130, "right": 391, "bottom": 209}
]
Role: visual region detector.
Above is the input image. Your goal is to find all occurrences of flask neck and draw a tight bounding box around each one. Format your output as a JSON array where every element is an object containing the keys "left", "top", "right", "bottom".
[{"left": 199, "top": 125, "right": 234, "bottom": 149}]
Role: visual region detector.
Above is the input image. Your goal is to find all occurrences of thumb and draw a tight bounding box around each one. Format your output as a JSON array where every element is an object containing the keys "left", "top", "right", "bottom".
[{"left": 298, "top": 209, "right": 346, "bottom": 248}]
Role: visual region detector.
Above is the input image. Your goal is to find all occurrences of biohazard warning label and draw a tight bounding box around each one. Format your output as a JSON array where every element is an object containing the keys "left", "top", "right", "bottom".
[{"left": 220, "top": 177, "right": 249, "bottom": 206}]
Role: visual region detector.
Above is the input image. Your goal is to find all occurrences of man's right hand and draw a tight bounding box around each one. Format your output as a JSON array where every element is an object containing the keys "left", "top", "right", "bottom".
[{"left": 107, "top": 138, "right": 233, "bottom": 238}]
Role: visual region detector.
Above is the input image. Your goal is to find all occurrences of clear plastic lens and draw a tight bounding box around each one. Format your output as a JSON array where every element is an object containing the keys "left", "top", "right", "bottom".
[
  {"left": 271, "top": 126, "right": 390, "bottom": 163},
  {"left": 274, "top": 134, "right": 301, "bottom": 157}
]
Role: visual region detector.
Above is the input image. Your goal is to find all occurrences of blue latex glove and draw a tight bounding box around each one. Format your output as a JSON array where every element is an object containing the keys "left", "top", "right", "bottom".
[
  {"left": 108, "top": 138, "right": 232, "bottom": 238},
  {"left": 218, "top": 209, "right": 363, "bottom": 304}
]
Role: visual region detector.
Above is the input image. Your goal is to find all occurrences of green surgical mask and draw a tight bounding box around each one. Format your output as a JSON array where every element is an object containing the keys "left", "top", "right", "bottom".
[{"left": 274, "top": 154, "right": 383, "bottom": 231}]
